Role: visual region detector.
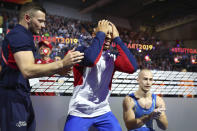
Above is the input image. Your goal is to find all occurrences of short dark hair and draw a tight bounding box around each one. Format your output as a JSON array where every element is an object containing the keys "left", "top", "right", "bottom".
[{"left": 18, "top": 2, "right": 46, "bottom": 21}]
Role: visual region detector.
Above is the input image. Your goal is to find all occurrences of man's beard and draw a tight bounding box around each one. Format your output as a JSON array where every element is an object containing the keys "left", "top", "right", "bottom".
[
  {"left": 29, "top": 23, "right": 39, "bottom": 35},
  {"left": 29, "top": 27, "right": 38, "bottom": 35}
]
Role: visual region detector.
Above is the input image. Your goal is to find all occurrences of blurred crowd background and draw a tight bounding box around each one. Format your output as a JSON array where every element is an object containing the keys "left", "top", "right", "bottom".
[{"left": 0, "top": 0, "right": 196, "bottom": 72}]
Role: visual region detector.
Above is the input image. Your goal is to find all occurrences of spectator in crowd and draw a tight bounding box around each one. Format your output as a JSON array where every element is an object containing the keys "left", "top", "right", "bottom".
[
  {"left": 36, "top": 40, "right": 54, "bottom": 64},
  {"left": 0, "top": 4, "right": 195, "bottom": 72},
  {"left": 54, "top": 55, "right": 61, "bottom": 61}
]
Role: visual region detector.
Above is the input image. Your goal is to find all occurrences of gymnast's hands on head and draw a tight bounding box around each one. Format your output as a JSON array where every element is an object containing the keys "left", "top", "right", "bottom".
[
  {"left": 109, "top": 22, "right": 119, "bottom": 39},
  {"left": 95, "top": 19, "right": 111, "bottom": 35}
]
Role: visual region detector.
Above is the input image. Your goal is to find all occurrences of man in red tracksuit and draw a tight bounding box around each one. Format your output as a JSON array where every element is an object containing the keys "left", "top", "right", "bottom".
[{"left": 35, "top": 40, "right": 54, "bottom": 64}]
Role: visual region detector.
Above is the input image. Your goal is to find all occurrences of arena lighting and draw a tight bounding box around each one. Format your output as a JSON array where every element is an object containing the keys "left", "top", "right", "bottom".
[
  {"left": 191, "top": 58, "right": 196, "bottom": 64},
  {"left": 145, "top": 55, "right": 150, "bottom": 61},
  {"left": 0, "top": 28, "right": 2, "bottom": 34},
  {"left": 6, "top": 29, "right": 10, "bottom": 34},
  {"left": 174, "top": 57, "right": 180, "bottom": 63}
]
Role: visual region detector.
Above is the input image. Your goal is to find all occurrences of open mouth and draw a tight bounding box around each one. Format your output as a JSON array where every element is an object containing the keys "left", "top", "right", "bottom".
[{"left": 104, "top": 41, "right": 111, "bottom": 46}]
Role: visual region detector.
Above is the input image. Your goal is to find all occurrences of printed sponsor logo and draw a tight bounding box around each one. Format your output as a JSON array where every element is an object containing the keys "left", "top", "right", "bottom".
[{"left": 16, "top": 121, "right": 27, "bottom": 127}]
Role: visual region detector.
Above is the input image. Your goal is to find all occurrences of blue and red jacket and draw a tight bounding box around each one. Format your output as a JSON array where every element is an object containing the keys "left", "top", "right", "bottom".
[{"left": 67, "top": 31, "right": 138, "bottom": 117}]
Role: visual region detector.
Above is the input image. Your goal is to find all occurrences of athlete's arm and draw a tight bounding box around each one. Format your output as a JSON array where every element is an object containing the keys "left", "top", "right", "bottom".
[
  {"left": 14, "top": 50, "right": 83, "bottom": 78},
  {"left": 111, "top": 23, "right": 138, "bottom": 73},
  {"left": 76, "top": 20, "right": 110, "bottom": 66},
  {"left": 123, "top": 96, "right": 152, "bottom": 130},
  {"left": 155, "top": 96, "right": 168, "bottom": 130},
  {"left": 75, "top": 31, "right": 105, "bottom": 66}
]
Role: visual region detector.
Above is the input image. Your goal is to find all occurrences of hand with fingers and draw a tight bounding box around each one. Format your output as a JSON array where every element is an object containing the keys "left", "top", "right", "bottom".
[
  {"left": 95, "top": 19, "right": 111, "bottom": 35},
  {"left": 109, "top": 22, "right": 119, "bottom": 39},
  {"left": 150, "top": 107, "right": 166, "bottom": 120},
  {"left": 62, "top": 49, "right": 84, "bottom": 68}
]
